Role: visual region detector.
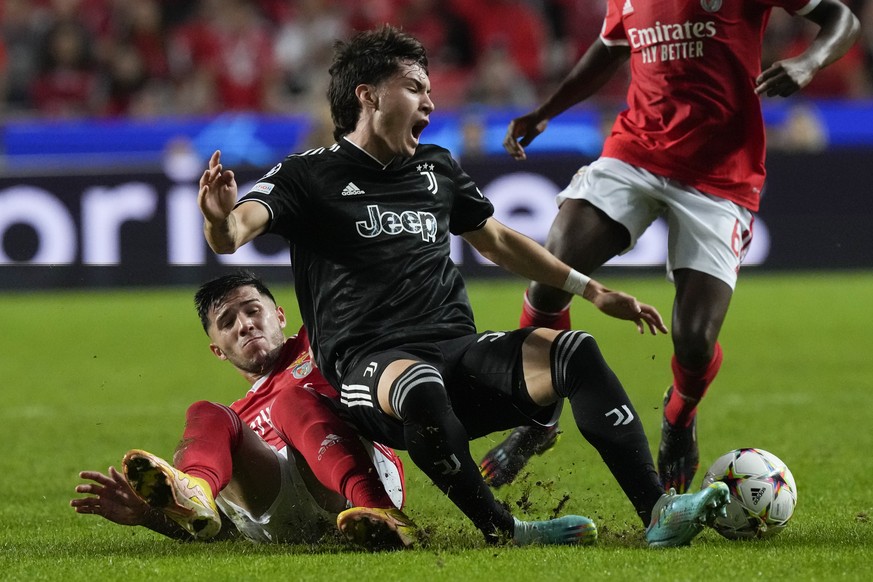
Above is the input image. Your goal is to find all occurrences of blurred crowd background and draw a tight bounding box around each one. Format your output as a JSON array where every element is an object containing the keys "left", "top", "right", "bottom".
[{"left": 1, "top": 0, "right": 872, "bottom": 124}]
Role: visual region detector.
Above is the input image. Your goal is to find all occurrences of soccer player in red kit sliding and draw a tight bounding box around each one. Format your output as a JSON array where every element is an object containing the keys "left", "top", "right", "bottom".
[
  {"left": 72, "top": 272, "right": 413, "bottom": 550},
  {"left": 480, "top": 0, "right": 860, "bottom": 492}
]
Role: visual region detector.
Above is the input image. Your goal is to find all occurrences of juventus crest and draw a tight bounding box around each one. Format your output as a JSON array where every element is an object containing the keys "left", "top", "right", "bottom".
[{"left": 418, "top": 163, "right": 438, "bottom": 194}]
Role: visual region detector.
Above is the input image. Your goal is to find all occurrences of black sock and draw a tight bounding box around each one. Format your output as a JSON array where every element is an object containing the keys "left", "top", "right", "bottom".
[
  {"left": 552, "top": 331, "right": 663, "bottom": 525},
  {"left": 391, "top": 363, "right": 514, "bottom": 540}
]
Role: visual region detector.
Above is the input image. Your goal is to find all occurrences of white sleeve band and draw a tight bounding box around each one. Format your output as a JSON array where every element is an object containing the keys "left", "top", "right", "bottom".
[{"left": 562, "top": 269, "right": 591, "bottom": 296}]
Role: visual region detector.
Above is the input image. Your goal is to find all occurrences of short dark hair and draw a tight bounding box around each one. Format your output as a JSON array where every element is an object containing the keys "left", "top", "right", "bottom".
[
  {"left": 328, "top": 25, "right": 429, "bottom": 141},
  {"left": 194, "top": 271, "right": 277, "bottom": 333}
]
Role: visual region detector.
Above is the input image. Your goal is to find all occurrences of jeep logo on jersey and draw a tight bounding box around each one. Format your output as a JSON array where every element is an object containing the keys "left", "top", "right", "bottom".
[{"left": 355, "top": 204, "right": 437, "bottom": 242}]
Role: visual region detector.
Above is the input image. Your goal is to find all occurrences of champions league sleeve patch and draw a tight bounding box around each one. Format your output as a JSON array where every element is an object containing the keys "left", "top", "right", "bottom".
[{"left": 262, "top": 163, "right": 282, "bottom": 179}]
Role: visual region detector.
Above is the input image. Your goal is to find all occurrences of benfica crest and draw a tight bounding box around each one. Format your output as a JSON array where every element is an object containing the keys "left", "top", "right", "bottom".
[
  {"left": 701, "top": 0, "right": 722, "bottom": 12},
  {"left": 291, "top": 360, "right": 313, "bottom": 379},
  {"left": 288, "top": 352, "right": 314, "bottom": 379}
]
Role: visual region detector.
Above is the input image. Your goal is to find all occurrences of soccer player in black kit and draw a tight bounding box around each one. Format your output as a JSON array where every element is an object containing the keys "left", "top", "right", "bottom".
[{"left": 197, "top": 25, "right": 729, "bottom": 548}]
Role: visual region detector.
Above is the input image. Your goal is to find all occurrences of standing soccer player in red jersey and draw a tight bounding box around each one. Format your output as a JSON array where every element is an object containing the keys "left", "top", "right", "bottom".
[
  {"left": 481, "top": 0, "right": 860, "bottom": 492},
  {"left": 72, "top": 272, "right": 414, "bottom": 550}
]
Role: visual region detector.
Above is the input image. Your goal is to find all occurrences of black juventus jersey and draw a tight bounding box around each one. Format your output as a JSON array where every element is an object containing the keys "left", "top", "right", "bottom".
[{"left": 237, "top": 138, "right": 494, "bottom": 387}]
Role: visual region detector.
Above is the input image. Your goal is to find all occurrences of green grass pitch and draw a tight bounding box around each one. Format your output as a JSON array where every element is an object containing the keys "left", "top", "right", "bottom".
[{"left": 1, "top": 271, "right": 871, "bottom": 580}]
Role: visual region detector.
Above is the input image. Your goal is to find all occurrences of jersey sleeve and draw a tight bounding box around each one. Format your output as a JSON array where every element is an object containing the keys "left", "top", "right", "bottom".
[
  {"left": 446, "top": 154, "right": 494, "bottom": 235},
  {"left": 600, "top": 0, "right": 628, "bottom": 46},
  {"left": 235, "top": 157, "right": 310, "bottom": 243}
]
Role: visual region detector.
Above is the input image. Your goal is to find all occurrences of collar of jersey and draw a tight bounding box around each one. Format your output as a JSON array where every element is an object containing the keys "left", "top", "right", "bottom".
[{"left": 340, "top": 136, "right": 401, "bottom": 170}]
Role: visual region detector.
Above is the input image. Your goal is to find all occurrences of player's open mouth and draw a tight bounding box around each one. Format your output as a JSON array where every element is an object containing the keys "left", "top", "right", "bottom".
[{"left": 412, "top": 120, "right": 429, "bottom": 140}]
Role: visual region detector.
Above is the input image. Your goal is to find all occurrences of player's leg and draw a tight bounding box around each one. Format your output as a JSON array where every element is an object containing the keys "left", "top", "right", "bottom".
[
  {"left": 523, "top": 199, "right": 629, "bottom": 326},
  {"left": 486, "top": 160, "right": 647, "bottom": 488},
  {"left": 522, "top": 329, "right": 664, "bottom": 521},
  {"left": 525, "top": 158, "right": 648, "bottom": 325},
  {"left": 335, "top": 443, "right": 414, "bottom": 550},
  {"left": 482, "top": 201, "right": 630, "bottom": 486},
  {"left": 658, "top": 269, "right": 731, "bottom": 492},
  {"left": 221, "top": 432, "right": 411, "bottom": 548},
  {"left": 518, "top": 328, "right": 730, "bottom": 546},
  {"left": 268, "top": 385, "right": 416, "bottom": 549},
  {"left": 657, "top": 185, "right": 751, "bottom": 492},
  {"left": 123, "top": 400, "right": 276, "bottom": 540},
  {"left": 388, "top": 358, "right": 595, "bottom": 545},
  {"left": 342, "top": 351, "right": 594, "bottom": 546},
  {"left": 454, "top": 330, "right": 605, "bottom": 546},
  {"left": 380, "top": 357, "right": 516, "bottom": 542},
  {"left": 268, "top": 384, "right": 396, "bottom": 509}
]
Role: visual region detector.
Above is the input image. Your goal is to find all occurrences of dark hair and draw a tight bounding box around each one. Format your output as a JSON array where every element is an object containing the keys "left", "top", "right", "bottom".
[
  {"left": 328, "top": 25, "right": 429, "bottom": 141},
  {"left": 194, "top": 270, "right": 277, "bottom": 333}
]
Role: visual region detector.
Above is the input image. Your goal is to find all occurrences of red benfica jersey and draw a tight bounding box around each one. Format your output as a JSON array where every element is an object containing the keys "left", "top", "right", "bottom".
[
  {"left": 600, "top": 0, "right": 819, "bottom": 211},
  {"left": 229, "top": 331, "right": 337, "bottom": 451}
]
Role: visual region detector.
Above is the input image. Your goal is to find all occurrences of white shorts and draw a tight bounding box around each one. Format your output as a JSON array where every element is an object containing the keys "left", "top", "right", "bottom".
[
  {"left": 215, "top": 442, "right": 405, "bottom": 544},
  {"left": 556, "top": 157, "right": 754, "bottom": 289}
]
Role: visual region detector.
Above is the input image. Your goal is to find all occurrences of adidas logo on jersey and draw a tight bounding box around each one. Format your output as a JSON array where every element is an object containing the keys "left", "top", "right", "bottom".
[
  {"left": 341, "top": 182, "right": 365, "bottom": 196},
  {"left": 622, "top": 0, "right": 634, "bottom": 15}
]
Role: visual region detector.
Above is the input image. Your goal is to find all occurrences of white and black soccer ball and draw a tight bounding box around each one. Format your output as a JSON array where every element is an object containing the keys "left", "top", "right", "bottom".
[{"left": 701, "top": 448, "right": 797, "bottom": 540}]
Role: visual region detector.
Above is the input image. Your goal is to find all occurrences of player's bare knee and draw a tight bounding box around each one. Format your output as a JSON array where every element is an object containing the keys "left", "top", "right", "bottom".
[
  {"left": 672, "top": 334, "right": 718, "bottom": 368},
  {"left": 522, "top": 328, "right": 562, "bottom": 405}
]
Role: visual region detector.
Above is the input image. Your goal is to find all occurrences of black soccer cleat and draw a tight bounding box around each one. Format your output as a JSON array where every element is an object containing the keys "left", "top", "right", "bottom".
[
  {"left": 479, "top": 424, "right": 560, "bottom": 487},
  {"left": 657, "top": 387, "right": 700, "bottom": 493}
]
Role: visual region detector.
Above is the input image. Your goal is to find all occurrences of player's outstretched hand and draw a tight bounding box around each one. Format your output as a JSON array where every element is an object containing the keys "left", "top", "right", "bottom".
[
  {"left": 198, "top": 150, "right": 239, "bottom": 225},
  {"left": 755, "top": 56, "right": 815, "bottom": 98},
  {"left": 71, "top": 467, "right": 150, "bottom": 526},
  {"left": 503, "top": 112, "right": 549, "bottom": 161},
  {"left": 590, "top": 290, "right": 669, "bottom": 335}
]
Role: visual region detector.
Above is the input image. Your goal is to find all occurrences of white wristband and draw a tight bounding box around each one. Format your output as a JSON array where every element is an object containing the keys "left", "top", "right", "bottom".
[{"left": 562, "top": 269, "right": 591, "bottom": 296}]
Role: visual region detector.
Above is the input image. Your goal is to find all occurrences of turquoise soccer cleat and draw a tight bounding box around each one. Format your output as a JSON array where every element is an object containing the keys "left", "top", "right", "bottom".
[
  {"left": 513, "top": 515, "right": 598, "bottom": 546},
  {"left": 645, "top": 481, "right": 730, "bottom": 548}
]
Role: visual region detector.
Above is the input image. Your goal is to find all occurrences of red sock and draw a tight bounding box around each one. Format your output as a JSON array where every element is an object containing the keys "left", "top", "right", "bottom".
[
  {"left": 173, "top": 400, "right": 242, "bottom": 496},
  {"left": 664, "top": 343, "right": 724, "bottom": 427},
  {"left": 270, "top": 386, "right": 394, "bottom": 508},
  {"left": 519, "top": 290, "right": 572, "bottom": 330}
]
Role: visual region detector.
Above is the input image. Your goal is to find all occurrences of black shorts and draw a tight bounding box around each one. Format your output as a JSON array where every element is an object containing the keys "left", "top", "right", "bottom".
[{"left": 338, "top": 328, "right": 561, "bottom": 449}]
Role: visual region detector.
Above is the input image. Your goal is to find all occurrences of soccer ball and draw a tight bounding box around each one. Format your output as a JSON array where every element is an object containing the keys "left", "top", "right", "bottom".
[{"left": 701, "top": 448, "right": 797, "bottom": 540}]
